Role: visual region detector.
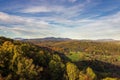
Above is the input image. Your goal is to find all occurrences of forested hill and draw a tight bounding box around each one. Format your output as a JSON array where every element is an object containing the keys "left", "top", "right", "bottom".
[
  {"left": 25, "top": 38, "right": 120, "bottom": 58},
  {"left": 0, "top": 36, "right": 120, "bottom": 80}
]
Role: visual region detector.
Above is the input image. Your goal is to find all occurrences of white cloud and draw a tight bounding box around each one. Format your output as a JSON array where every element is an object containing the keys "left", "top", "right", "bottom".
[
  {"left": 21, "top": 6, "right": 52, "bottom": 13},
  {"left": 66, "top": 12, "right": 120, "bottom": 39},
  {"left": 19, "top": 3, "right": 86, "bottom": 19},
  {"left": 0, "top": 12, "right": 60, "bottom": 38},
  {"left": 0, "top": 12, "right": 50, "bottom": 28},
  {"left": 20, "top": 6, "right": 65, "bottom": 13},
  {"left": 0, "top": 12, "right": 24, "bottom": 24},
  {"left": 0, "top": 0, "right": 120, "bottom": 39},
  {"left": 0, "top": 10, "right": 120, "bottom": 39}
]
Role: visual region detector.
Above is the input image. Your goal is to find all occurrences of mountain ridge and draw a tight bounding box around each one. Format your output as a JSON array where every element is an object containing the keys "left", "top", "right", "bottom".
[{"left": 13, "top": 37, "right": 120, "bottom": 42}]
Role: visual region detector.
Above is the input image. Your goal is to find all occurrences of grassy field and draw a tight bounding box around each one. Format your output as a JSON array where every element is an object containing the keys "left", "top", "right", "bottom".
[{"left": 67, "top": 52, "right": 87, "bottom": 61}]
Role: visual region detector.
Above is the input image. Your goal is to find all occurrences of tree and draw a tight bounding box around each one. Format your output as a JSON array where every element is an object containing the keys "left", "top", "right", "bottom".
[
  {"left": 16, "top": 57, "right": 43, "bottom": 80},
  {"left": 86, "top": 67, "right": 96, "bottom": 80},
  {"left": 102, "top": 77, "right": 118, "bottom": 80},
  {"left": 0, "top": 41, "right": 15, "bottom": 77},
  {"left": 79, "top": 67, "right": 96, "bottom": 80},
  {"left": 49, "top": 54, "right": 65, "bottom": 80},
  {"left": 66, "top": 62, "right": 79, "bottom": 80},
  {"left": 79, "top": 71, "right": 88, "bottom": 80}
]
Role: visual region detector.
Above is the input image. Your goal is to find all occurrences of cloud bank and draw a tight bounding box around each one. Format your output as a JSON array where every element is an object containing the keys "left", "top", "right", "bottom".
[{"left": 0, "top": 0, "right": 120, "bottom": 39}]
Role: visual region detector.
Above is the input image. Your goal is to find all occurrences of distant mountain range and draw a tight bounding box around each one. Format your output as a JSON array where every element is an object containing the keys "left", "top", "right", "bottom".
[
  {"left": 95, "top": 39, "right": 116, "bottom": 42},
  {"left": 14, "top": 37, "right": 119, "bottom": 42},
  {"left": 14, "top": 38, "right": 25, "bottom": 40},
  {"left": 15, "top": 37, "right": 71, "bottom": 41}
]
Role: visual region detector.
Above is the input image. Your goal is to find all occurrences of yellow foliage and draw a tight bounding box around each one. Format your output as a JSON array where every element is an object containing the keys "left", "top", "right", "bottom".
[
  {"left": 66, "top": 62, "right": 79, "bottom": 80},
  {"left": 102, "top": 77, "right": 118, "bottom": 80},
  {"left": 86, "top": 67, "right": 96, "bottom": 80},
  {"left": 79, "top": 67, "right": 96, "bottom": 80}
]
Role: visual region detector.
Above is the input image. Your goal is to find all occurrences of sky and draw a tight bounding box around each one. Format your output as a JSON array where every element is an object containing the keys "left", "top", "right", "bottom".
[{"left": 0, "top": 0, "right": 120, "bottom": 39}]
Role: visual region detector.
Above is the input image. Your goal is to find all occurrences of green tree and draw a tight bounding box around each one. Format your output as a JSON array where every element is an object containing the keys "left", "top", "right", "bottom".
[
  {"left": 16, "top": 57, "right": 43, "bottom": 80},
  {"left": 49, "top": 54, "right": 65, "bottom": 80}
]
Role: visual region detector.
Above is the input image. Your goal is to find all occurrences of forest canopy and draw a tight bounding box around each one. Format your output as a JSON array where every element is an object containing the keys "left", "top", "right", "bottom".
[{"left": 0, "top": 37, "right": 119, "bottom": 80}]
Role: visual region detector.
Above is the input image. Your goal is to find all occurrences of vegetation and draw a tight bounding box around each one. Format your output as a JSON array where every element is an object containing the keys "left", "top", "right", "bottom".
[{"left": 0, "top": 37, "right": 120, "bottom": 80}]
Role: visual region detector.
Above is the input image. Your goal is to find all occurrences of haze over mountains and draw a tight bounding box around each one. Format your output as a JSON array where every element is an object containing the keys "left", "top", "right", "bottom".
[
  {"left": 23, "top": 37, "right": 71, "bottom": 41},
  {"left": 14, "top": 37, "right": 119, "bottom": 42}
]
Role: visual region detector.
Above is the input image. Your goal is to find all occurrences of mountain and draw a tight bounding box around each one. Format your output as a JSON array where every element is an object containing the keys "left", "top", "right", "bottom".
[
  {"left": 96, "top": 39, "right": 115, "bottom": 42},
  {"left": 14, "top": 38, "right": 25, "bottom": 40},
  {"left": 23, "top": 37, "right": 71, "bottom": 42},
  {"left": 14, "top": 37, "right": 120, "bottom": 42}
]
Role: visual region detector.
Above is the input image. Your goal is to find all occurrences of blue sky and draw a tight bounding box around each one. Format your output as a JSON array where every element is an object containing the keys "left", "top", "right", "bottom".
[{"left": 0, "top": 0, "right": 120, "bottom": 39}]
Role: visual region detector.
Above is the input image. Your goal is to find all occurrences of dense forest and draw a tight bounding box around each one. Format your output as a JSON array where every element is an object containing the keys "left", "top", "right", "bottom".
[{"left": 0, "top": 36, "right": 120, "bottom": 80}]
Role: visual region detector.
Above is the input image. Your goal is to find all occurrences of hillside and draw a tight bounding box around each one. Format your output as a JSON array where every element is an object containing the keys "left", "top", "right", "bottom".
[
  {"left": 25, "top": 38, "right": 120, "bottom": 78},
  {"left": 0, "top": 37, "right": 120, "bottom": 80}
]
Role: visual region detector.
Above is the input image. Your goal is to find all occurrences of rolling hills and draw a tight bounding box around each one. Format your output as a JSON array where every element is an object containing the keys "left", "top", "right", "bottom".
[{"left": 0, "top": 36, "right": 120, "bottom": 80}]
